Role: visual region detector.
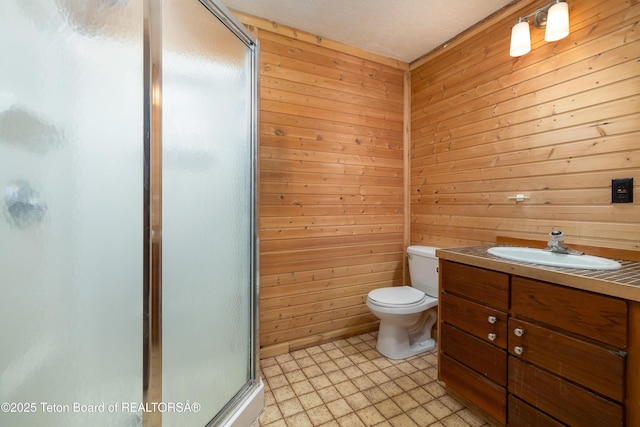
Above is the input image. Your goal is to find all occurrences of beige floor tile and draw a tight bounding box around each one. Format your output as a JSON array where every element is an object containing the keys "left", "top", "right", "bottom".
[
  {"left": 456, "top": 408, "right": 489, "bottom": 426},
  {"left": 361, "top": 386, "right": 389, "bottom": 405},
  {"left": 278, "top": 397, "right": 304, "bottom": 418},
  {"left": 406, "top": 406, "right": 437, "bottom": 425},
  {"left": 290, "top": 349, "right": 309, "bottom": 359},
  {"left": 343, "top": 365, "right": 365, "bottom": 379},
  {"left": 279, "top": 360, "right": 300, "bottom": 373},
  {"left": 375, "top": 398, "right": 403, "bottom": 419},
  {"left": 302, "top": 365, "right": 324, "bottom": 379},
  {"left": 306, "top": 345, "right": 324, "bottom": 355},
  {"left": 326, "top": 348, "right": 345, "bottom": 360},
  {"left": 317, "top": 385, "right": 342, "bottom": 403},
  {"left": 344, "top": 391, "right": 371, "bottom": 411},
  {"left": 283, "top": 411, "right": 313, "bottom": 427},
  {"left": 378, "top": 380, "right": 404, "bottom": 398},
  {"left": 337, "top": 412, "right": 366, "bottom": 427},
  {"left": 306, "top": 404, "right": 334, "bottom": 425},
  {"left": 268, "top": 374, "right": 289, "bottom": 390},
  {"left": 257, "top": 333, "right": 490, "bottom": 427},
  {"left": 272, "top": 385, "right": 296, "bottom": 403},
  {"left": 318, "top": 420, "right": 340, "bottom": 427},
  {"left": 440, "top": 413, "right": 472, "bottom": 427},
  {"left": 257, "top": 404, "right": 283, "bottom": 425},
  {"left": 312, "top": 352, "right": 332, "bottom": 364},
  {"left": 388, "top": 413, "right": 419, "bottom": 427},
  {"left": 334, "top": 356, "right": 355, "bottom": 368},
  {"left": 291, "top": 379, "right": 315, "bottom": 396},
  {"left": 275, "top": 353, "right": 294, "bottom": 364},
  {"left": 352, "top": 375, "right": 376, "bottom": 391},
  {"left": 424, "top": 398, "right": 454, "bottom": 419},
  {"left": 262, "top": 419, "right": 287, "bottom": 427},
  {"left": 439, "top": 394, "right": 465, "bottom": 412},
  {"left": 326, "top": 398, "right": 352, "bottom": 418},
  {"left": 296, "top": 356, "right": 317, "bottom": 368},
  {"left": 262, "top": 364, "right": 283, "bottom": 378},
  {"left": 309, "top": 374, "right": 333, "bottom": 390},
  {"left": 299, "top": 391, "right": 324, "bottom": 411},
  {"left": 356, "top": 405, "right": 386, "bottom": 426},
  {"left": 334, "top": 380, "right": 358, "bottom": 397},
  {"left": 392, "top": 392, "right": 419, "bottom": 412},
  {"left": 284, "top": 369, "right": 306, "bottom": 384},
  {"left": 319, "top": 360, "right": 340, "bottom": 373},
  {"left": 408, "top": 387, "right": 435, "bottom": 405},
  {"left": 326, "top": 369, "right": 349, "bottom": 385}
]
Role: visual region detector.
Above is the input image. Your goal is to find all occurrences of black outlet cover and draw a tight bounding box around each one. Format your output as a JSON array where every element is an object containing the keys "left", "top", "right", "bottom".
[{"left": 612, "top": 178, "right": 633, "bottom": 203}]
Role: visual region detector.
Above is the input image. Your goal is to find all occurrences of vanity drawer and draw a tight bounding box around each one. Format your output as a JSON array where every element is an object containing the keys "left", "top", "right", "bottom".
[
  {"left": 509, "top": 357, "right": 623, "bottom": 427},
  {"left": 440, "top": 353, "right": 507, "bottom": 424},
  {"left": 508, "top": 395, "right": 565, "bottom": 427},
  {"left": 509, "top": 318, "right": 625, "bottom": 402},
  {"left": 511, "top": 276, "right": 627, "bottom": 349},
  {"left": 441, "top": 323, "right": 507, "bottom": 386},
  {"left": 440, "top": 261, "right": 509, "bottom": 310},
  {"left": 441, "top": 292, "right": 507, "bottom": 348}
]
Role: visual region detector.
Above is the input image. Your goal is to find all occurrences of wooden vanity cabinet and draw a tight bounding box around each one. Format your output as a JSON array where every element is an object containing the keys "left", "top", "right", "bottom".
[
  {"left": 439, "top": 261, "right": 510, "bottom": 424},
  {"left": 509, "top": 277, "right": 627, "bottom": 427},
  {"left": 439, "top": 261, "right": 630, "bottom": 426}
]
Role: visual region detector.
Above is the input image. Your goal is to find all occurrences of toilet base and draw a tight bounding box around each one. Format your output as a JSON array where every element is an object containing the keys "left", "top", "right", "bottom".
[{"left": 375, "top": 316, "right": 436, "bottom": 360}]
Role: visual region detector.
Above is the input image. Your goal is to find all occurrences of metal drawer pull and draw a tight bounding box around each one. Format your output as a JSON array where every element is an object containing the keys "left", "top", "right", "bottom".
[
  {"left": 514, "top": 327, "right": 524, "bottom": 337},
  {"left": 514, "top": 346, "right": 524, "bottom": 355},
  {"left": 488, "top": 333, "right": 497, "bottom": 341},
  {"left": 487, "top": 316, "right": 497, "bottom": 324}
]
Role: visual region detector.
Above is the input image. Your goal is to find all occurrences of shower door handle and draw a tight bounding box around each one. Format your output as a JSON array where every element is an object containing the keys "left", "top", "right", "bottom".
[{"left": 4, "top": 180, "right": 47, "bottom": 227}]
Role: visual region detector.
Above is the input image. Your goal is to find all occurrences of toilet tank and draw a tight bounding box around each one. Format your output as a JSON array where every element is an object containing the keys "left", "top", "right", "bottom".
[{"left": 407, "top": 245, "right": 439, "bottom": 297}]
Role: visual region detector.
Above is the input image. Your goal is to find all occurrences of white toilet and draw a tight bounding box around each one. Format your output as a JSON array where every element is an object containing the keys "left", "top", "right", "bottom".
[{"left": 366, "top": 245, "right": 439, "bottom": 359}]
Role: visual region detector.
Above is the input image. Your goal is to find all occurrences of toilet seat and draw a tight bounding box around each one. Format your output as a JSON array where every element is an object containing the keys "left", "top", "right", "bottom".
[
  {"left": 368, "top": 286, "right": 426, "bottom": 307},
  {"left": 367, "top": 286, "right": 438, "bottom": 315}
]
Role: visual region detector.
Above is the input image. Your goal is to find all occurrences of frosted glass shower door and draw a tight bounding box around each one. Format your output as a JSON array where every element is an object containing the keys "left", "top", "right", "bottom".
[
  {"left": 161, "top": 0, "right": 257, "bottom": 425},
  {"left": 0, "top": 1, "right": 143, "bottom": 427}
]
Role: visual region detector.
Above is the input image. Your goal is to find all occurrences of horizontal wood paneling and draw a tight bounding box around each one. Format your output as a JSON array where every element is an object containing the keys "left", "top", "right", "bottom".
[
  {"left": 235, "top": 13, "right": 408, "bottom": 356},
  {"left": 411, "top": 0, "right": 640, "bottom": 250},
  {"left": 235, "top": 0, "right": 639, "bottom": 358}
]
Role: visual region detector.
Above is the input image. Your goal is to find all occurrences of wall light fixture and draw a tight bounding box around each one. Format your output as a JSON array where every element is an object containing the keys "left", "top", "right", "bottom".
[{"left": 509, "top": 0, "right": 570, "bottom": 57}]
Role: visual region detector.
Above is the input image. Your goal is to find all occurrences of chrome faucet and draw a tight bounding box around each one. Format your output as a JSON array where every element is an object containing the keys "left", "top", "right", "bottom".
[{"left": 545, "top": 230, "right": 583, "bottom": 255}]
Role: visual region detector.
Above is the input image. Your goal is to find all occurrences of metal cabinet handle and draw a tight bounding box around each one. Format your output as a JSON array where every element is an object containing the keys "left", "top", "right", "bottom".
[
  {"left": 514, "top": 346, "right": 524, "bottom": 355},
  {"left": 514, "top": 327, "right": 524, "bottom": 337},
  {"left": 488, "top": 316, "right": 497, "bottom": 324},
  {"left": 488, "top": 333, "right": 497, "bottom": 341}
]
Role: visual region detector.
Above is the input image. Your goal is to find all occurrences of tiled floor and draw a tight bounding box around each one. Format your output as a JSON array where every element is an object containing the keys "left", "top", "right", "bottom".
[{"left": 256, "top": 332, "right": 491, "bottom": 427}]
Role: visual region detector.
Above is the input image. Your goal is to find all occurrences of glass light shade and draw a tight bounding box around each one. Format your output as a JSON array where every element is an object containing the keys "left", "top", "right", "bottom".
[
  {"left": 545, "top": 1, "right": 570, "bottom": 42},
  {"left": 510, "top": 20, "right": 531, "bottom": 57}
]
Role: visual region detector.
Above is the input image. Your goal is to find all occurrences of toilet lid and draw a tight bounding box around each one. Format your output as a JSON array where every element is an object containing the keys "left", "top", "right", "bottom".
[{"left": 368, "top": 286, "right": 426, "bottom": 306}]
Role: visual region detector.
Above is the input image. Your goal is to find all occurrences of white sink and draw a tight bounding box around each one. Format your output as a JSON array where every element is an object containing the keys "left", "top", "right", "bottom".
[{"left": 487, "top": 246, "right": 622, "bottom": 270}]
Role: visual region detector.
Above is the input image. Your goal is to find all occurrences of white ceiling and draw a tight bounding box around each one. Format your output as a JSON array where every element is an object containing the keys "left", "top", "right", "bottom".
[{"left": 221, "top": 0, "right": 516, "bottom": 63}]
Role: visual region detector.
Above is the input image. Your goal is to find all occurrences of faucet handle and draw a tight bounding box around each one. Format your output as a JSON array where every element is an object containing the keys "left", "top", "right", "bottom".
[{"left": 549, "top": 230, "right": 564, "bottom": 240}]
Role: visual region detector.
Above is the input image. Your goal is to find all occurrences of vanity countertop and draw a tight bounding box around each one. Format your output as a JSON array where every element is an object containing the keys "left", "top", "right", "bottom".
[{"left": 436, "top": 245, "right": 640, "bottom": 302}]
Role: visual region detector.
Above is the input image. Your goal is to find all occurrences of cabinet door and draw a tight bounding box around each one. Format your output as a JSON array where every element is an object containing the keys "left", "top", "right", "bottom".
[
  {"left": 509, "top": 357, "right": 623, "bottom": 427},
  {"left": 441, "top": 292, "right": 507, "bottom": 348},
  {"left": 441, "top": 323, "right": 507, "bottom": 386},
  {"left": 509, "top": 318, "right": 625, "bottom": 402},
  {"left": 511, "top": 276, "right": 627, "bottom": 348},
  {"left": 441, "top": 261, "right": 509, "bottom": 310}
]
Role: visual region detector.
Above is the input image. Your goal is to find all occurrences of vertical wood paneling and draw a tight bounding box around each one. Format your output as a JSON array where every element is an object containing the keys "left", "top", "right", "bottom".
[
  {"left": 411, "top": 0, "right": 640, "bottom": 250},
  {"left": 234, "top": 13, "right": 408, "bottom": 356}
]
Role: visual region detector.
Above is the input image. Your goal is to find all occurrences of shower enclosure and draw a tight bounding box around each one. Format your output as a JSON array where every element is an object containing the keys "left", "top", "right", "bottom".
[{"left": 0, "top": 1, "right": 262, "bottom": 426}]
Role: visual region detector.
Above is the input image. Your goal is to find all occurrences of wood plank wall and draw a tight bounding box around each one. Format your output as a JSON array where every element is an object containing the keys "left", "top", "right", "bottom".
[
  {"left": 233, "top": 12, "right": 409, "bottom": 357},
  {"left": 411, "top": 0, "right": 640, "bottom": 251}
]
